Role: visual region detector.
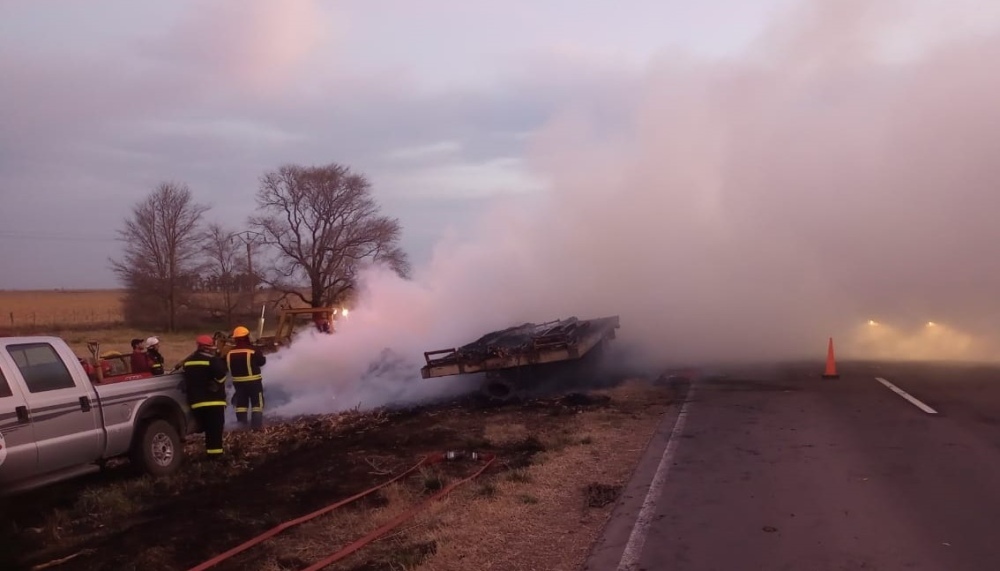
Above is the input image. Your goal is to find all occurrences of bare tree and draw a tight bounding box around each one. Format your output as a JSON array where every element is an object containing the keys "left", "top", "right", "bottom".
[
  {"left": 111, "top": 182, "right": 210, "bottom": 331},
  {"left": 249, "top": 163, "right": 410, "bottom": 308},
  {"left": 201, "top": 224, "right": 249, "bottom": 329}
]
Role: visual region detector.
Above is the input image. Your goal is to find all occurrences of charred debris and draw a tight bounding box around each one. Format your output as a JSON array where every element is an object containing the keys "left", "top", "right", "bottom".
[{"left": 421, "top": 315, "right": 622, "bottom": 400}]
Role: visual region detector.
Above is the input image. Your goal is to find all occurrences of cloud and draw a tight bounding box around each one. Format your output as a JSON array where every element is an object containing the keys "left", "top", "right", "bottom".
[
  {"left": 377, "top": 156, "right": 545, "bottom": 200},
  {"left": 1, "top": 1, "right": 617, "bottom": 288},
  {"left": 385, "top": 141, "right": 463, "bottom": 162},
  {"left": 134, "top": 0, "right": 332, "bottom": 97}
]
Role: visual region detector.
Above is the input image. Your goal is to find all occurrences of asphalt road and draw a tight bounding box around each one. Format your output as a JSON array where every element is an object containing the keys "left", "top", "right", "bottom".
[{"left": 584, "top": 361, "right": 1000, "bottom": 571}]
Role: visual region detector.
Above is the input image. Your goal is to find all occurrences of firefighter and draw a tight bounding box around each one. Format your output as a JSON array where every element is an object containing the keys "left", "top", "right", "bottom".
[
  {"left": 182, "top": 335, "right": 229, "bottom": 458},
  {"left": 145, "top": 336, "right": 165, "bottom": 376},
  {"left": 226, "top": 325, "right": 267, "bottom": 431}
]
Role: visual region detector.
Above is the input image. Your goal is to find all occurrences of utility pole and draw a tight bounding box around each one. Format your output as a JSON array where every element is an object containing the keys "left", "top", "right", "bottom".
[{"left": 230, "top": 230, "right": 263, "bottom": 315}]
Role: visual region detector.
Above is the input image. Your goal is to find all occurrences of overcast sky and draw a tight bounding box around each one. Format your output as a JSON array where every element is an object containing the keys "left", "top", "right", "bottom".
[
  {"left": 3, "top": 0, "right": 1000, "bottom": 345},
  {"left": 0, "top": 0, "right": 782, "bottom": 289}
]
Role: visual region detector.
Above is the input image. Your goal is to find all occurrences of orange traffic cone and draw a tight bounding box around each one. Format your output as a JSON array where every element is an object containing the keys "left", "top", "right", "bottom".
[{"left": 822, "top": 337, "right": 839, "bottom": 379}]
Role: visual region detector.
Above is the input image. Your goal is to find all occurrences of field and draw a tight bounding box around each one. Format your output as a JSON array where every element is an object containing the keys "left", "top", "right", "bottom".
[
  {"left": 0, "top": 289, "right": 126, "bottom": 329},
  {"left": 0, "top": 288, "right": 320, "bottom": 329},
  {"left": 1, "top": 380, "right": 677, "bottom": 571},
  {"left": 0, "top": 289, "right": 311, "bottom": 364},
  {"left": 0, "top": 289, "right": 217, "bottom": 365}
]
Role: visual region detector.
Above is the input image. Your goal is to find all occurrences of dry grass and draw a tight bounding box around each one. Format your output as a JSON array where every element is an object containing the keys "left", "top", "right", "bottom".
[
  {"left": 0, "top": 289, "right": 125, "bottom": 328},
  {"left": 5, "top": 379, "right": 675, "bottom": 571},
  {"left": 483, "top": 422, "right": 532, "bottom": 445},
  {"left": 0, "top": 289, "right": 340, "bottom": 331},
  {"left": 249, "top": 381, "right": 671, "bottom": 571},
  {"left": 0, "top": 288, "right": 335, "bottom": 332},
  {"left": 406, "top": 382, "right": 668, "bottom": 571}
]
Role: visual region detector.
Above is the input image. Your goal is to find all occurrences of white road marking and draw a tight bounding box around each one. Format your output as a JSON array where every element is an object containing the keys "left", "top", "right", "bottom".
[
  {"left": 875, "top": 377, "right": 938, "bottom": 414},
  {"left": 617, "top": 384, "right": 695, "bottom": 571}
]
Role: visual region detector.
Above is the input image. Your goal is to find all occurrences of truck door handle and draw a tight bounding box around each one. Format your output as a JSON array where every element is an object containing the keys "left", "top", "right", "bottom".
[
  {"left": 79, "top": 396, "right": 91, "bottom": 412},
  {"left": 15, "top": 405, "right": 29, "bottom": 424}
]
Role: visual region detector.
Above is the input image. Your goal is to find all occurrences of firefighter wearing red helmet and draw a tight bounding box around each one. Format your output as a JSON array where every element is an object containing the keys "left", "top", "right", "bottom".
[
  {"left": 226, "top": 325, "right": 267, "bottom": 431},
  {"left": 182, "top": 334, "right": 229, "bottom": 458}
]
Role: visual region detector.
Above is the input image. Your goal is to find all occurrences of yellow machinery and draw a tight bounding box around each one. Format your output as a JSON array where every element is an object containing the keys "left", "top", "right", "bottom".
[{"left": 214, "top": 306, "right": 337, "bottom": 356}]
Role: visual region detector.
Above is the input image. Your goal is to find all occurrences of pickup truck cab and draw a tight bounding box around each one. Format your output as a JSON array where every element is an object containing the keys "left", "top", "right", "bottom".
[{"left": 0, "top": 336, "right": 195, "bottom": 495}]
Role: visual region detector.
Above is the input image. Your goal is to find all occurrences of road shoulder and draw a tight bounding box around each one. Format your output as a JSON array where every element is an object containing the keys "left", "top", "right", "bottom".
[{"left": 581, "top": 378, "right": 692, "bottom": 571}]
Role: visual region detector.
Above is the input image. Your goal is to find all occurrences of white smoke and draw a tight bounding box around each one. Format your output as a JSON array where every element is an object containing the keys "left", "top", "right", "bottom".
[
  {"left": 266, "top": 0, "right": 1000, "bottom": 416},
  {"left": 264, "top": 203, "right": 559, "bottom": 416}
]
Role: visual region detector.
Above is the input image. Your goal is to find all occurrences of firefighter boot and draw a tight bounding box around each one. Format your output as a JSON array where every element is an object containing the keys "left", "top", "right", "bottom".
[
  {"left": 233, "top": 384, "right": 250, "bottom": 427},
  {"left": 234, "top": 407, "right": 249, "bottom": 427},
  {"left": 249, "top": 385, "right": 264, "bottom": 431}
]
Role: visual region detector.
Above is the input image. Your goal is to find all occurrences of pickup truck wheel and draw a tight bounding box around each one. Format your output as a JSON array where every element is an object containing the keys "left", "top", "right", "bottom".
[{"left": 131, "top": 419, "right": 183, "bottom": 477}]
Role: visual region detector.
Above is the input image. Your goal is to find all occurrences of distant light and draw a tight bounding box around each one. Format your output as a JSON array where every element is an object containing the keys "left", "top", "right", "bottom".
[
  {"left": 926, "top": 321, "right": 937, "bottom": 327},
  {"left": 341, "top": 308, "right": 349, "bottom": 317},
  {"left": 868, "top": 319, "right": 879, "bottom": 326}
]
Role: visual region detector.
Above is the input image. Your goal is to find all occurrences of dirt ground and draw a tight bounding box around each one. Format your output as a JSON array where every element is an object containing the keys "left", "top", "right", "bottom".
[{"left": 1, "top": 379, "right": 678, "bottom": 571}]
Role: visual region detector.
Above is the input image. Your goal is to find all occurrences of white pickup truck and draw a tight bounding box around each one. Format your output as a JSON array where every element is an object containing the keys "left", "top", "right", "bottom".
[{"left": 0, "top": 336, "right": 195, "bottom": 495}]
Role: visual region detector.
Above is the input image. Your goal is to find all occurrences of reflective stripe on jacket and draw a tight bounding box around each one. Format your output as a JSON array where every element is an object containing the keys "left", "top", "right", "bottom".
[
  {"left": 226, "top": 347, "right": 266, "bottom": 382},
  {"left": 182, "top": 351, "right": 229, "bottom": 407}
]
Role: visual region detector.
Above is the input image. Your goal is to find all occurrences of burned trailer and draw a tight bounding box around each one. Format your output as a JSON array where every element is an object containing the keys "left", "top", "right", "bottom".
[{"left": 420, "top": 315, "right": 621, "bottom": 400}]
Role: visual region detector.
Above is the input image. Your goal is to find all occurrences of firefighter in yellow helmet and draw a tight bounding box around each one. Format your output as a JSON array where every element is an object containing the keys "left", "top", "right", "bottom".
[{"left": 226, "top": 325, "right": 267, "bottom": 431}]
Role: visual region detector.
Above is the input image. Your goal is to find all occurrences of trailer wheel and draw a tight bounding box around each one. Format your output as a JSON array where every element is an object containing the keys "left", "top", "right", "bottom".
[
  {"left": 483, "top": 380, "right": 511, "bottom": 400},
  {"left": 482, "top": 373, "right": 522, "bottom": 402},
  {"left": 130, "top": 419, "right": 184, "bottom": 477}
]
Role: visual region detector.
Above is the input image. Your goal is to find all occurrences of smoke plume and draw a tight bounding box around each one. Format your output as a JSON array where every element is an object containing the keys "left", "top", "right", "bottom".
[{"left": 266, "top": 1, "right": 1000, "bottom": 416}]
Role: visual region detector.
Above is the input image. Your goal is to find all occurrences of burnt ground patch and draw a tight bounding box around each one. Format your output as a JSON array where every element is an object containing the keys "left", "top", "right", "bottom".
[
  {"left": 0, "top": 384, "right": 636, "bottom": 571},
  {"left": 583, "top": 482, "right": 623, "bottom": 508}
]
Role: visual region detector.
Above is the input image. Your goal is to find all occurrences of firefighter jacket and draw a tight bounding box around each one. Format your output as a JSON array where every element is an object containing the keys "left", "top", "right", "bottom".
[
  {"left": 182, "top": 350, "right": 229, "bottom": 408},
  {"left": 226, "top": 344, "right": 266, "bottom": 383},
  {"left": 148, "top": 347, "right": 165, "bottom": 376}
]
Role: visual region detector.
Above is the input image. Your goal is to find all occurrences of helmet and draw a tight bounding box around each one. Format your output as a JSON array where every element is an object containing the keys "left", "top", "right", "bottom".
[
  {"left": 232, "top": 326, "right": 250, "bottom": 338},
  {"left": 196, "top": 334, "right": 214, "bottom": 347},
  {"left": 145, "top": 336, "right": 159, "bottom": 347}
]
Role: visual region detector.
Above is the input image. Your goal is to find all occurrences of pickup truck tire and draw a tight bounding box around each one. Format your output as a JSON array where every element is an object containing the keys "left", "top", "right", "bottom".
[{"left": 130, "top": 419, "right": 184, "bottom": 477}]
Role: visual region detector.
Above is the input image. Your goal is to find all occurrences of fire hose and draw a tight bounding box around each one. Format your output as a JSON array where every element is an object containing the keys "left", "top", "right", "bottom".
[{"left": 186, "top": 450, "right": 496, "bottom": 571}]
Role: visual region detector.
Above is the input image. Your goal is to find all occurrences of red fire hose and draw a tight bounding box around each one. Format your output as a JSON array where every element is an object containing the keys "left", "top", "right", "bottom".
[
  {"left": 186, "top": 451, "right": 495, "bottom": 571},
  {"left": 302, "top": 452, "right": 495, "bottom": 570}
]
